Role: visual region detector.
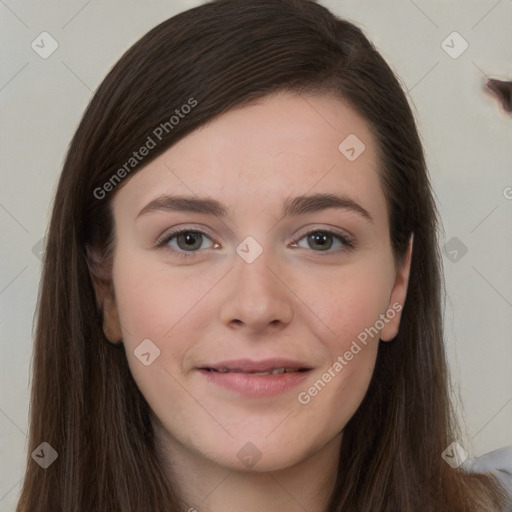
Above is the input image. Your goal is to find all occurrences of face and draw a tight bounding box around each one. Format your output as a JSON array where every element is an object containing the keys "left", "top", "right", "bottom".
[{"left": 100, "top": 92, "right": 411, "bottom": 473}]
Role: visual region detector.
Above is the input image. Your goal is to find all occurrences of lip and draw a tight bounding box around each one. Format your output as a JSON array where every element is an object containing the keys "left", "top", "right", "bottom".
[
  {"left": 197, "top": 358, "right": 312, "bottom": 398},
  {"left": 199, "top": 358, "right": 312, "bottom": 373}
]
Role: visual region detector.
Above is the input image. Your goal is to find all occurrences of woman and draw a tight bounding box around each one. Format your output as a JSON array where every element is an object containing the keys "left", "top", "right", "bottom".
[{"left": 16, "top": 0, "right": 511, "bottom": 510}]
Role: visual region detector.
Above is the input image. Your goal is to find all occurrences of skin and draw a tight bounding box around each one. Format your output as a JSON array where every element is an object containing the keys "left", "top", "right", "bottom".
[{"left": 96, "top": 92, "right": 412, "bottom": 512}]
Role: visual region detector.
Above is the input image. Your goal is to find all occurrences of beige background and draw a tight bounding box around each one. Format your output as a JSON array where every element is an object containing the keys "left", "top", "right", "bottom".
[{"left": 1, "top": 1, "right": 511, "bottom": 509}]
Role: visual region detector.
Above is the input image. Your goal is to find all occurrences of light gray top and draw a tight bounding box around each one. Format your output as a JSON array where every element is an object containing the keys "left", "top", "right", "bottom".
[{"left": 462, "top": 445, "right": 512, "bottom": 510}]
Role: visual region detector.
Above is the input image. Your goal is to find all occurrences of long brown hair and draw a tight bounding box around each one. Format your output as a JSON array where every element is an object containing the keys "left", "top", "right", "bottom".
[{"left": 17, "top": 0, "right": 509, "bottom": 510}]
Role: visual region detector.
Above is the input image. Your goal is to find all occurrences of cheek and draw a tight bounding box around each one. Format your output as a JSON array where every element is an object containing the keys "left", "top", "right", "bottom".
[
  {"left": 111, "top": 251, "right": 230, "bottom": 394},
  {"left": 111, "top": 255, "right": 207, "bottom": 416},
  {"left": 295, "top": 263, "right": 391, "bottom": 410},
  {"left": 112, "top": 251, "right": 218, "bottom": 344},
  {"left": 302, "top": 262, "right": 393, "bottom": 349}
]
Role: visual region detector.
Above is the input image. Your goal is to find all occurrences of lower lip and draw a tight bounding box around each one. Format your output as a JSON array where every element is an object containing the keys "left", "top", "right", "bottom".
[{"left": 198, "top": 369, "right": 310, "bottom": 397}]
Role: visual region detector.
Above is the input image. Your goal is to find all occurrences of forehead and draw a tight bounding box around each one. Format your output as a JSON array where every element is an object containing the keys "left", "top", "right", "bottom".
[
  {"left": 171, "top": 92, "right": 377, "bottom": 174},
  {"left": 112, "top": 92, "right": 387, "bottom": 230}
]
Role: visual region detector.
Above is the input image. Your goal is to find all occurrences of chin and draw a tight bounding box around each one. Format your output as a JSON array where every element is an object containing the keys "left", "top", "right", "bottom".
[{"left": 200, "top": 434, "right": 323, "bottom": 474}]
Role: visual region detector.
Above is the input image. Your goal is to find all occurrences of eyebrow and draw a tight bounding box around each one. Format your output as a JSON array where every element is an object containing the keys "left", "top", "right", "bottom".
[{"left": 136, "top": 192, "right": 373, "bottom": 223}]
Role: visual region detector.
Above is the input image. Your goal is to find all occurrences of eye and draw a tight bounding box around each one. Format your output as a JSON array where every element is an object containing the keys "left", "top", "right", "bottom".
[
  {"left": 156, "top": 229, "right": 216, "bottom": 259},
  {"left": 156, "top": 227, "right": 355, "bottom": 259},
  {"left": 292, "top": 229, "right": 355, "bottom": 253}
]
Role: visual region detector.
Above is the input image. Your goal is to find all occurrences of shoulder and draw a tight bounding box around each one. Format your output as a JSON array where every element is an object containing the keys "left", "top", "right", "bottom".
[{"left": 462, "top": 445, "right": 512, "bottom": 508}]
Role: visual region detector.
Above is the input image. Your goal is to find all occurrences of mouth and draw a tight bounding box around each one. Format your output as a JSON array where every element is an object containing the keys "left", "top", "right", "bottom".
[
  {"left": 198, "top": 358, "right": 312, "bottom": 375},
  {"left": 200, "top": 367, "right": 310, "bottom": 376},
  {"left": 197, "top": 359, "right": 312, "bottom": 397}
]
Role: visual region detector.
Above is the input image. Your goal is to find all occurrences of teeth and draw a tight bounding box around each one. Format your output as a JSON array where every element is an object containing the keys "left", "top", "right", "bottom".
[{"left": 211, "top": 367, "right": 300, "bottom": 375}]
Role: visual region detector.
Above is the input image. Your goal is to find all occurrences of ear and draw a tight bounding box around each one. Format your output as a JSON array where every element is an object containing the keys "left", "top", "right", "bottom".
[
  {"left": 380, "top": 234, "right": 413, "bottom": 342},
  {"left": 86, "top": 245, "right": 123, "bottom": 344}
]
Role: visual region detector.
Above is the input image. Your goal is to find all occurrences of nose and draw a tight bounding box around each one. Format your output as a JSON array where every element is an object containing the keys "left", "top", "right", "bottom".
[{"left": 218, "top": 246, "right": 294, "bottom": 335}]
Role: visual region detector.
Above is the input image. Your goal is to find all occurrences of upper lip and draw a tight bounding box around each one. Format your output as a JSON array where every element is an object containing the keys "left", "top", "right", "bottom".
[{"left": 198, "top": 358, "right": 312, "bottom": 372}]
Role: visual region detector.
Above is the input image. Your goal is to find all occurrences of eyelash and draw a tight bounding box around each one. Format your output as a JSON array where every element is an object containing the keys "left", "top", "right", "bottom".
[{"left": 156, "top": 227, "right": 356, "bottom": 260}]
